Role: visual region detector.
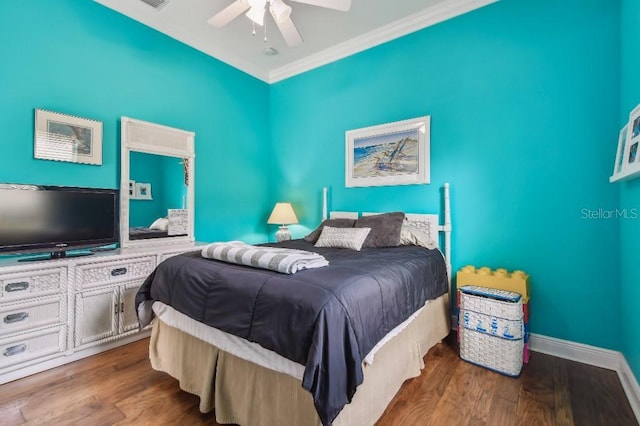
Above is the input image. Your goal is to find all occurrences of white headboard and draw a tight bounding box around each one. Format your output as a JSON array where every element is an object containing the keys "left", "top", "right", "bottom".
[{"left": 324, "top": 184, "right": 452, "bottom": 292}]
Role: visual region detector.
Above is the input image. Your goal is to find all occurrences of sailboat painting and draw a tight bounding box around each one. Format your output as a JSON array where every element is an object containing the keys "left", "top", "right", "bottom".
[{"left": 346, "top": 116, "right": 430, "bottom": 187}]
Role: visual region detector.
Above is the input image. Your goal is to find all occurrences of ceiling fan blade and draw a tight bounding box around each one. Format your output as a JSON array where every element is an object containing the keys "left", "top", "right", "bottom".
[
  {"left": 207, "top": 0, "right": 250, "bottom": 27},
  {"left": 290, "top": 0, "right": 351, "bottom": 12},
  {"left": 274, "top": 16, "right": 303, "bottom": 47}
]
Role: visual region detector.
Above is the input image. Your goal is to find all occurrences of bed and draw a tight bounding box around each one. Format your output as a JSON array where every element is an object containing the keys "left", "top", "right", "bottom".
[{"left": 136, "top": 184, "right": 452, "bottom": 426}]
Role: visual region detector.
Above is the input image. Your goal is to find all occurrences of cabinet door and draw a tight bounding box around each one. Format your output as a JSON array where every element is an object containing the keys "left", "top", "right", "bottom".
[
  {"left": 119, "top": 282, "right": 142, "bottom": 334},
  {"left": 75, "top": 286, "right": 118, "bottom": 347}
]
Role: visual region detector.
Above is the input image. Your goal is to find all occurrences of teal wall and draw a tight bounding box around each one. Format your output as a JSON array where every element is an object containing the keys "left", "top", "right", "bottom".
[
  {"left": 270, "top": 0, "right": 621, "bottom": 349},
  {"left": 620, "top": 0, "right": 640, "bottom": 382},
  {"left": 0, "top": 0, "right": 271, "bottom": 244},
  {"left": 0, "top": 0, "right": 633, "bottom": 363}
]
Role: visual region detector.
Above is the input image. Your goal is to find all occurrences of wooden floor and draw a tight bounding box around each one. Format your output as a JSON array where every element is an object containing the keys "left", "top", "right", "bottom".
[{"left": 0, "top": 336, "right": 636, "bottom": 426}]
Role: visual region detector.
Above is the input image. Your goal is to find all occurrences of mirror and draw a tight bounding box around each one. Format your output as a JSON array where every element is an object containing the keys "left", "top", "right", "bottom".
[
  {"left": 128, "top": 151, "right": 188, "bottom": 240},
  {"left": 120, "top": 117, "right": 195, "bottom": 248}
]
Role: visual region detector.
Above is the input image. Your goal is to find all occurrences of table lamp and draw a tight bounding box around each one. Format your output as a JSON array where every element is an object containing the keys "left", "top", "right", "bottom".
[{"left": 267, "top": 202, "right": 299, "bottom": 242}]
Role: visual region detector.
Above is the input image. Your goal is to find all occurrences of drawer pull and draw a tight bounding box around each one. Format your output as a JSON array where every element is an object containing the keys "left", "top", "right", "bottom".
[
  {"left": 4, "top": 312, "right": 28, "bottom": 324},
  {"left": 111, "top": 267, "right": 127, "bottom": 277},
  {"left": 5, "top": 282, "right": 29, "bottom": 292},
  {"left": 3, "top": 344, "right": 26, "bottom": 357}
]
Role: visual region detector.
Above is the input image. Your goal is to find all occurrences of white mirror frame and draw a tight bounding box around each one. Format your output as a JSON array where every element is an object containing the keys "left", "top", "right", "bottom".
[{"left": 120, "top": 117, "right": 195, "bottom": 249}]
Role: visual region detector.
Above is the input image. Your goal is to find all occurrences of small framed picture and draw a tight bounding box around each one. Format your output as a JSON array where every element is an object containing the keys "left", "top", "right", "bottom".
[
  {"left": 128, "top": 180, "right": 136, "bottom": 198},
  {"left": 135, "top": 182, "right": 152, "bottom": 200},
  {"left": 34, "top": 109, "right": 102, "bottom": 165}
]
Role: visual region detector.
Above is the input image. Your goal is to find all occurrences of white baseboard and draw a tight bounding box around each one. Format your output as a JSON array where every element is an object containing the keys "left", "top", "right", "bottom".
[
  {"left": 529, "top": 333, "right": 621, "bottom": 370},
  {"left": 529, "top": 333, "right": 640, "bottom": 422}
]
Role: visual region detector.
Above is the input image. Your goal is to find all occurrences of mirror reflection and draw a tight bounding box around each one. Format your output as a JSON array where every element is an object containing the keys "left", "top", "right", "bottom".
[{"left": 129, "top": 151, "right": 188, "bottom": 241}]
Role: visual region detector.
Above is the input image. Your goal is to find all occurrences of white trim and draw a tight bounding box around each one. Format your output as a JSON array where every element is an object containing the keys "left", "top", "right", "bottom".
[
  {"left": 529, "top": 333, "right": 640, "bottom": 422},
  {"left": 619, "top": 356, "right": 640, "bottom": 421},
  {"left": 268, "top": 0, "right": 497, "bottom": 83},
  {"left": 529, "top": 333, "right": 620, "bottom": 370}
]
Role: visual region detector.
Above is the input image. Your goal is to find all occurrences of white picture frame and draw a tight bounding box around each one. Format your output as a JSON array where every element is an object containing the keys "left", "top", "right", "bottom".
[
  {"left": 135, "top": 182, "right": 152, "bottom": 200},
  {"left": 611, "top": 104, "right": 640, "bottom": 182},
  {"left": 345, "top": 116, "right": 430, "bottom": 188},
  {"left": 34, "top": 109, "right": 103, "bottom": 165}
]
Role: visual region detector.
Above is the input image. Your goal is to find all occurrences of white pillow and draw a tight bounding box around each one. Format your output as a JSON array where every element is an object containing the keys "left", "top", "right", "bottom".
[
  {"left": 149, "top": 217, "right": 169, "bottom": 231},
  {"left": 315, "top": 226, "right": 371, "bottom": 251},
  {"left": 400, "top": 223, "right": 437, "bottom": 250}
]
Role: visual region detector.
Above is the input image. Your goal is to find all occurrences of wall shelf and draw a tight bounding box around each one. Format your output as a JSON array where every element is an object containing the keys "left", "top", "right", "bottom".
[{"left": 610, "top": 164, "right": 640, "bottom": 182}]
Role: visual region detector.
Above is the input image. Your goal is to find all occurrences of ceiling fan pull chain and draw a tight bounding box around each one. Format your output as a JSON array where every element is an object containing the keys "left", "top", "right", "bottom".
[
  {"left": 264, "top": 20, "right": 268, "bottom": 42},
  {"left": 252, "top": 21, "right": 256, "bottom": 36}
]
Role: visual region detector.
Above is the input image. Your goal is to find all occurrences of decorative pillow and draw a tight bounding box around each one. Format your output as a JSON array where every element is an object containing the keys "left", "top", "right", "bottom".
[
  {"left": 304, "top": 218, "right": 356, "bottom": 244},
  {"left": 149, "top": 217, "right": 169, "bottom": 231},
  {"left": 400, "top": 223, "right": 437, "bottom": 250},
  {"left": 314, "top": 226, "right": 371, "bottom": 251},
  {"left": 354, "top": 212, "right": 405, "bottom": 248}
]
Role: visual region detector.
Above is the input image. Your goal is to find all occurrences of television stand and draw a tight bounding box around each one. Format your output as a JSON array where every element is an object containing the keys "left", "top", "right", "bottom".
[{"left": 17, "top": 251, "right": 94, "bottom": 262}]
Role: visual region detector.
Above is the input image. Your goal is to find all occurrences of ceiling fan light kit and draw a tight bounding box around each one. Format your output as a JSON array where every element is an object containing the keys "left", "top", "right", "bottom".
[{"left": 208, "top": 0, "right": 351, "bottom": 47}]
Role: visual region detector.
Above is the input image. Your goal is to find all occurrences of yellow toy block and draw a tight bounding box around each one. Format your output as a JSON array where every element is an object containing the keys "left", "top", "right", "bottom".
[{"left": 456, "top": 266, "right": 530, "bottom": 303}]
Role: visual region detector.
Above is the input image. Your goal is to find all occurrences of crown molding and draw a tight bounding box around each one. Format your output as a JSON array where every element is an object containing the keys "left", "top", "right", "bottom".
[{"left": 268, "top": 0, "right": 498, "bottom": 83}]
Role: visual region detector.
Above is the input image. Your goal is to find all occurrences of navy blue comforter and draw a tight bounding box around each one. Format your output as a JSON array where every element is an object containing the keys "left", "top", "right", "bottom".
[{"left": 135, "top": 239, "right": 448, "bottom": 425}]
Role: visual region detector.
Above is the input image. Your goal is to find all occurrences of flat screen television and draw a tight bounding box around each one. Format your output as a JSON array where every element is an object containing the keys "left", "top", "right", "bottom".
[{"left": 0, "top": 184, "right": 119, "bottom": 261}]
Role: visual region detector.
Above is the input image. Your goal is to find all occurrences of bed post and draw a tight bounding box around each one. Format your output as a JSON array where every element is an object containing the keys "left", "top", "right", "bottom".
[
  {"left": 443, "top": 183, "right": 452, "bottom": 296},
  {"left": 322, "top": 187, "right": 328, "bottom": 221}
]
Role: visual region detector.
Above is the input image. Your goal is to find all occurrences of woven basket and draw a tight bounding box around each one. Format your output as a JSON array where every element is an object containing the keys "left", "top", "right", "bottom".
[
  {"left": 460, "top": 309, "right": 523, "bottom": 340},
  {"left": 459, "top": 327, "right": 524, "bottom": 376},
  {"left": 458, "top": 285, "right": 523, "bottom": 321},
  {"left": 458, "top": 285, "right": 524, "bottom": 376}
]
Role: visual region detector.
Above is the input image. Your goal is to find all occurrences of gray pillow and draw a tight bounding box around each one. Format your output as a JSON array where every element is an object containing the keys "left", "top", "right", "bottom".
[
  {"left": 355, "top": 212, "right": 405, "bottom": 248},
  {"left": 314, "top": 226, "right": 371, "bottom": 251},
  {"left": 304, "top": 218, "right": 356, "bottom": 243}
]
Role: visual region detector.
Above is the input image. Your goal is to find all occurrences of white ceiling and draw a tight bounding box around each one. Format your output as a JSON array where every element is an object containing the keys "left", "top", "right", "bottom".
[{"left": 95, "top": 0, "right": 496, "bottom": 83}]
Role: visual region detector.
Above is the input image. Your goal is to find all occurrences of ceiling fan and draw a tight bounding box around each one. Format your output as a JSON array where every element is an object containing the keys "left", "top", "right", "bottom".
[{"left": 207, "top": 0, "right": 352, "bottom": 47}]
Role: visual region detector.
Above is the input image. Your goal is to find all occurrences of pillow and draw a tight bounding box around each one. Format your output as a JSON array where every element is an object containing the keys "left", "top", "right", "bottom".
[
  {"left": 354, "top": 212, "right": 405, "bottom": 248},
  {"left": 314, "top": 226, "right": 371, "bottom": 251},
  {"left": 304, "top": 218, "right": 356, "bottom": 244},
  {"left": 400, "top": 223, "right": 437, "bottom": 250},
  {"left": 149, "top": 217, "right": 169, "bottom": 231}
]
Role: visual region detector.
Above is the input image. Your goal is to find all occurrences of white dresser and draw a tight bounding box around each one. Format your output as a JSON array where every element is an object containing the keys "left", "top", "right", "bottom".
[{"left": 0, "top": 243, "right": 202, "bottom": 384}]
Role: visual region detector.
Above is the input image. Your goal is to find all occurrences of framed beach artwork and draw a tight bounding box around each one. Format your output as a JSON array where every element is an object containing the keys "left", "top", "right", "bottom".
[
  {"left": 345, "top": 116, "right": 430, "bottom": 187},
  {"left": 34, "top": 109, "right": 102, "bottom": 165}
]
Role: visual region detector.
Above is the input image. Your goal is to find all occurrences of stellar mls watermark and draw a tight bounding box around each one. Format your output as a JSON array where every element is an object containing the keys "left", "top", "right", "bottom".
[{"left": 581, "top": 208, "right": 639, "bottom": 219}]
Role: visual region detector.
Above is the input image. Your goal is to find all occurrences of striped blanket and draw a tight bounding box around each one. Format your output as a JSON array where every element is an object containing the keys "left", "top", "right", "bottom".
[{"left": 201, "top": 241, "right": 329, "bottom": 274}]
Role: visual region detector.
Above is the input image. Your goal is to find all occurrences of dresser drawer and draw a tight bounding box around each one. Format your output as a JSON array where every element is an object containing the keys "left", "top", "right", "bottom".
[
  {"left": 76, "top": 256, "right": 156, "bottom": 289},
  {"left": 0, "top": 267, "right": 66, "bottom": 302},
  {"left": 0, "top": 326, "right": 66, "bottom": 370},
  {"left": 0, "top": 296, "right": 66, "bottom": 337}
]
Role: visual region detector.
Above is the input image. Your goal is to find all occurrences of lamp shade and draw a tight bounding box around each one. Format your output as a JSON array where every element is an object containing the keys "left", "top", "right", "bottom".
[{"left": 267, "top": 202, "right": 298, "bottom": 225}]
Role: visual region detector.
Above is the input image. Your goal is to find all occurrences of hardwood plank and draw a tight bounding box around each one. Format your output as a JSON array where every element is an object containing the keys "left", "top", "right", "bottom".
[
  {"left": 0, "top": 405, "right": 25, "bottom": 425},
  {"left": 516, "top": 351, "right": 555, "bottom": 426},
  {"left": 567, "top": 359, "right": 637, "bottom": 426},
  {"left": 29, "top": 399, "right": 125, "bottom": 426},
  {"left": 551, "top": 355, "right": 574, "bottom": 425},
  {"left": 486, "top": 396, "right": 518, "bottom": 425}
]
